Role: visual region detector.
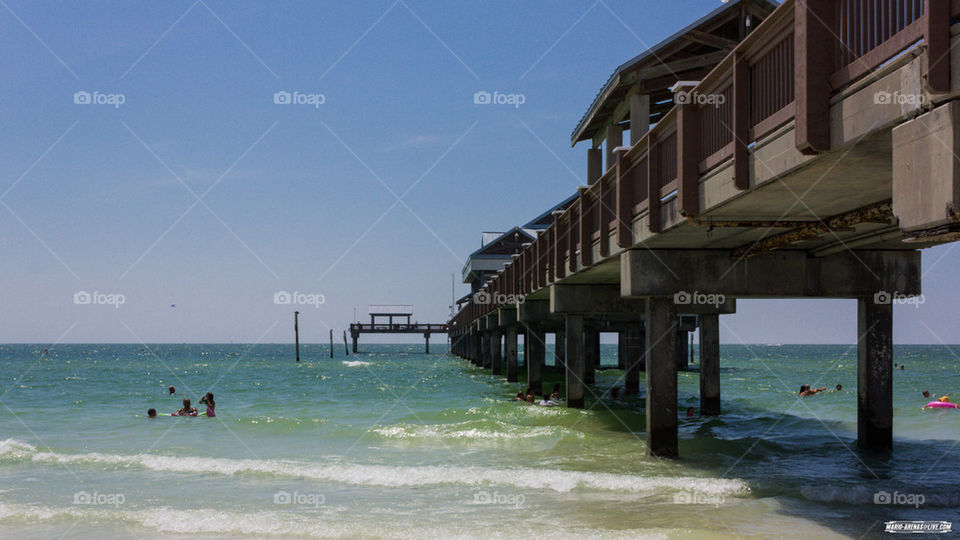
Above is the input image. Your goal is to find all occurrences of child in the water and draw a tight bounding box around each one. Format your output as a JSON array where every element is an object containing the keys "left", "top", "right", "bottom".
[
  {"left": 199, "top": 392, "right": 216, "bottom": 417},
  {"left": 147, "top": 408, "right": 157, "bottom": 418}
]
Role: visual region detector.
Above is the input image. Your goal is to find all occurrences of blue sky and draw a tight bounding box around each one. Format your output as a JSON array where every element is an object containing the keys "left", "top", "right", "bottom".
[{"left": 0, "top": 0, "right": 958, "bottom": 345}]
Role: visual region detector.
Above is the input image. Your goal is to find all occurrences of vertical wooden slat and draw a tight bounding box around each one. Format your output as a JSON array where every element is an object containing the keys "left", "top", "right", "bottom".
[
  {"left": 795, "top": 0, "right": 836, "bottom": 154},
  {"left": 578, "top": 193, "right": 592, "bottom": 267},
  {"left": 677, "top": 102, "right": 699, "bottom": 217},
  {"left": 569, "top": 206, "right": 579, "bottom": 273},
  {"left": 924, "top": 0, "right": 950, "bottom": 93},
  {"left": 554, "top": 217, "right": 566, "bottom": 280},
  {"left": 599, "top": 173, "right": 612, "bottom": 257},
  {"left": 733, "top": 51, "right": 750, "bottom": 190},
  {"left": 647, "top": 138, "right": 661, "bottom": 233},
  {"left": 616, "top": 155, "right": 634, "bottom": 248}
]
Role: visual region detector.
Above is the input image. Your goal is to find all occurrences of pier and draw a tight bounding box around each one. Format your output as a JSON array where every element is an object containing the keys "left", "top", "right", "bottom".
[
  {"left": 449, "top": 0, "right": 958, "bottom": 457},
  {"left": 349, "top": 305, "right": 447, "bottom": 353}
]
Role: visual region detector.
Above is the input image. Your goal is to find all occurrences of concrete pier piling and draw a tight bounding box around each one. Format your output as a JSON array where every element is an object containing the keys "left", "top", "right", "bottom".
[
  {"left": 699, "top": 313, "right": 721, "bottom": 416},
  {"left": 491, "top": 329, "right": 503, "bottom": 375},
  {"left": 505, "top": 326, "right": 519, "bottom": 383},
  {"left": 526, "top": 323, "right": 545, "bottom": 395},
  {"left": 646, "top": 298, "right": 678, "bottom": 458},
  {"left": 858, "top": 298, "right": 893, "bottom": 450},
  {"left": 565, "top": 315, "right": 586, "bottom": 408},
  {"left": 584, "top": 326, "right": 598, "bottom": 384},
  {"left": 624, "top": 321, "right": 644, "bottom": 395},
  {"left": 554, "top": 328, "right": 566, "bottom": 373}
]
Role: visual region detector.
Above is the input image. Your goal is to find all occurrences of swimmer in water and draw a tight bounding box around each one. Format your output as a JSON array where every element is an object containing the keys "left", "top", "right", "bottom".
[
  {"left": 147, "top": 408, "right": 157, "bottom": 418},
  {"left": 169, "top": 386, "right": 175, "bottom": 395},
  {"left": 799, "top": 385, "right": 826, "bottom": 397},
  {"left": 174, "top": 398, "right": 197, "bottom": 416},
  {"left": 199, "top": 392, "right": 215, "bottom": 417}
]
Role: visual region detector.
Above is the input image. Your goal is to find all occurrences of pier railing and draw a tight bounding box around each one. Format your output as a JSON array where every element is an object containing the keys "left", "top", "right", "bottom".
[
  {"left": 449, "top": 0, "right": 958, "bottom": 331},
  {"left": 350, "top": 323, "right": 447, "bottom": 332}
]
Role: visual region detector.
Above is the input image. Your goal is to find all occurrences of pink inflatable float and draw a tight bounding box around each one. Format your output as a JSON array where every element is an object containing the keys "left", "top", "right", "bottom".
[{"left": 923, "top": 401, "right": 959, "bottom": 409}]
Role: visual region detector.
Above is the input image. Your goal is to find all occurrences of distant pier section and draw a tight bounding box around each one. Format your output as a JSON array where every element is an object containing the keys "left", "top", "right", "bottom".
[{"left": 349, "top": 305, "right": 447, "bottom": 353}]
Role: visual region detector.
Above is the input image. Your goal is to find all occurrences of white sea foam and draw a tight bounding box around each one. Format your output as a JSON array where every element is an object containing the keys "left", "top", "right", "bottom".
[
  {"left": 0, "top": 502, "right": 669, "bottom": 538},
  {"left": 0, "top": 439, "right": 747, "bottom": 495},
  {"left": 341, "top": 360, "right": 371, "bottom": 367},
  {"left": 373, "top": 421, "right": 583, "bottom": 441}
]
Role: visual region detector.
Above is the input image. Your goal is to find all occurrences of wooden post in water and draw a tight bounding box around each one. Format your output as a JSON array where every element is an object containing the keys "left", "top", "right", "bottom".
[
  {"left": 294, "top": 311, "right": 300, "bottom": 362},
  {"left": 342, "top": 331, "right": 349, "bottom": 355},
  {"left": 329, "top": 329, "right": 334, "bottom": 359}
]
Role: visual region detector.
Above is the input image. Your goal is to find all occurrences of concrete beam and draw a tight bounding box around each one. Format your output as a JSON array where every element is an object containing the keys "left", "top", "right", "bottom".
[
  {"left": 622, "top": 250, "right": 921, "bottom": 298},
  {"left": 517, "top": 300, "right": 561, "bottom": 323},
  {"left": 551, "top": 284, "right": 647, "bottom": 315},
  {"left": 498, "top": 307, "right": 517, "bottom": 327}
]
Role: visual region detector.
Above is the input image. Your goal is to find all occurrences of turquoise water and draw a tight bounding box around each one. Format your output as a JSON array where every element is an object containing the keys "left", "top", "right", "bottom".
[{"left": 0, "top": 343, "right": 957, "bottom": 538}]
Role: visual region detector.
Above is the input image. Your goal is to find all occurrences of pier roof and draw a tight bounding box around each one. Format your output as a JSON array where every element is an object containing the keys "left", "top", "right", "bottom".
[{"left": 570, "top": 0, "right": 777, "bottom": 147}]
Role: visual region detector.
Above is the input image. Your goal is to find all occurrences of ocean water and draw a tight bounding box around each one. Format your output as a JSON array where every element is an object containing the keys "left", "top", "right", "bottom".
[{"left": 0, "top": 343, "right": 957, "bottom": 539}]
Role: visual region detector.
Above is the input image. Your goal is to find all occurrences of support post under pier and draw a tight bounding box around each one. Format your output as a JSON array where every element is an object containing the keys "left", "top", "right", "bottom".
[
  {"left": 676, "top": 328, "right": 689, "bottom": 371},
  {"left": 584, "top": 326, "right": 597, "bottom": 385},
  {"left": 554, "top": 328, "right": 566, "bottom": 372},
  {"left": 505, "top": 326, "right": 518, "bottom": 383},
  {"left": 565, "top": 315, "right": 585, "bottom": 408},
  {"left": 646, "top": 298, "right": 678, "bottom": 457},
  {"left": 624, "top": 320, "right": 644, "bottom": 395},
  {"left": 858, "top": 298, "right": 893, "bottom": 450},
  {"left": 699, "top": 313, "right": 720, "bottom": 416},
  {"left": 491, "top": 329, "right": 503, "bottom": 375},
  {"left": 526, "top": 323, "right": 545, "bottom": 396}
]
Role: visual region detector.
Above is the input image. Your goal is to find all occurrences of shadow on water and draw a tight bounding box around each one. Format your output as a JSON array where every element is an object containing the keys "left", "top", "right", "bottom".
[{"left": 577, "top": 380, "right": 960, "bottom": 539}]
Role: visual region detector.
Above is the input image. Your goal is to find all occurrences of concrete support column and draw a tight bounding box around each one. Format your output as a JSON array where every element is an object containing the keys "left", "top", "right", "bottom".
[
  {"left": 699, "top": 314, "right": 721, "bottom": 416},
  {"left": 478, "top": 332, "right": 490, "bottom": 368},
  {"left": 646, "top": 298, "right": 678, "bottom": 457},
  {"left": 624, "top": 321, "right": 644, "bottom": 395},
  {"left": 858, "top": 298, "right": 893, "bottom": 450},
  {"left": 565, "top": 315, "right": 585, "bottom": 408},
  {"left": 584, "top": 326, "right": 598, "bottom": 385},
  {"left": 505, "top": 326, "right": 519, "bottom": 383},
  {"left": 352, "top": 336, "right": 358, "bottom": 354},
  {"left": 630, "top": 94, "right": 650, "bottom": 145},
  {"left": 676, "top": 327, "right": 689, "bottom": 371},
  {"left": 554, "top": 328, "right": 566, "bottom": 372},
  {"left": 526, "top": 323, "right": 545, "bottom": 396},
  {"left": 587, "top": 148, "right": 602, "bottom": 184},
  {"left": 425, "top": 333, "right": 430, "bottom": 354},
  {"left": 491, "top": 329, "right": 503, "bottom": 375},
  {"left": 617, "top": 331, "right": 626, "bottom": 370}
]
